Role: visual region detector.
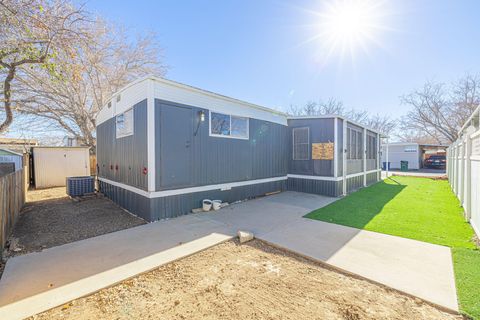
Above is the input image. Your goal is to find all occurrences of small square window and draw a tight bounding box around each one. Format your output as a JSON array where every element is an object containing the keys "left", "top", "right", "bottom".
[{"left": 116, "top": 108, "right": 134, "bottom": 138}]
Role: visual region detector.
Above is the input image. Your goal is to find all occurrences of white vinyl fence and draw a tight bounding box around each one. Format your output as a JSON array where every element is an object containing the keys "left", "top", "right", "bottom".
[{"left": 447, "top": 107, "right": 480, "bottom": 237}]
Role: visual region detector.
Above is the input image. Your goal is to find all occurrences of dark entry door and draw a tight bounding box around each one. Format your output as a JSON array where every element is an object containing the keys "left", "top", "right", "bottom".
[{"left": 160, "top": 104, "right": 193, "bottom": 188}]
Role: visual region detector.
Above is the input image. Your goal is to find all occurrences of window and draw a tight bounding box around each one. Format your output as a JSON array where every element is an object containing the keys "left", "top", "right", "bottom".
[
  {"left": 116, "top": 108, "right": 134, "bottom": 138},
  {"left": 293, "top": 127, "right": 309, "bottom": 160},
  {"left": 210, "top": 112, "right": 249, "bottom": 139},
  {"left": 367, "top": 135, "right": 377, "bottom": 159},
  {"left": 347, "top": 127, "right": 363, "bottom": 160}
]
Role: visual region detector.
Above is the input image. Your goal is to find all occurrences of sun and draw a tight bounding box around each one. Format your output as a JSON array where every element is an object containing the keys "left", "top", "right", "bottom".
[{"left": 314, "top": 0, "right": 388, "bottom": 62}]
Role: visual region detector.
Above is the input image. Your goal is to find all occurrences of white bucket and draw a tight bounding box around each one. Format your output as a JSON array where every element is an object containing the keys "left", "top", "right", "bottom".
[
  {"left": 212, "top": 200, "right": 222, "bottom": 211},
  {"left": 202, "top": 199, "right": 212, "bottom": 211}
]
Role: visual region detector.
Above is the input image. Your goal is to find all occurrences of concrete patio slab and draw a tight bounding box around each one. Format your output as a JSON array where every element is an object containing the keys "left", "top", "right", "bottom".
[
  {"left": 0, "top": 191, "right": 459, "bottom": 318},
  {"left": 259, "top": 218, "right": 458, "bottom": 311},
  {"left": 199, "top": 191, "right": 338, "bottom": 236}
]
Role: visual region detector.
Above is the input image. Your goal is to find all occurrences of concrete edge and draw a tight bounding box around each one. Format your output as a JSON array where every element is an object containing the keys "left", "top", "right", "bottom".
[
  {"left": 0, "top": 232, "right": 233, "bottom": 320},
  {"left": 302, "top": 218, "right": 455, "bottom": 251},
  {"left": 256, "top": 237, "right": 460, "bottom": 315}
]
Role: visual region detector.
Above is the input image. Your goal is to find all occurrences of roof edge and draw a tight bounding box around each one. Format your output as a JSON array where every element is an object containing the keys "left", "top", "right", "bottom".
[{"left": 103, "top": 75, "right": 287, "bottom": 117}]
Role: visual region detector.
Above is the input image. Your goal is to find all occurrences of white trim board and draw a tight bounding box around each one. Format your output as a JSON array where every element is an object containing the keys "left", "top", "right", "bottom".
[
  {"left": 287, "top": 170, "right": 381, "bottom": 182},
  {"left": 347, "top": 169, "right": 381, "bottom": 179},
  {"left": 98, "top": 176, "right": 288, "bottom": 199},
  {"left": 99, "top": 170, "right": 382, "bottom": 199},
  {"left": 287, "top": 174, "right": 342, "bottom": 182}
]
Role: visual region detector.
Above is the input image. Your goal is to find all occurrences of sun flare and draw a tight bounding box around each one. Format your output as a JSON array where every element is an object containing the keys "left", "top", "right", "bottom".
[{"left": 315, "top": 0, "right": 388, "bottom": 62}]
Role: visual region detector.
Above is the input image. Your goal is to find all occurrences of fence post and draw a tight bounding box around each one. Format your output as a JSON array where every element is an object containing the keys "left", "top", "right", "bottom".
[{"left": 464, "top": 133, "right": 472, "bottom": 220}]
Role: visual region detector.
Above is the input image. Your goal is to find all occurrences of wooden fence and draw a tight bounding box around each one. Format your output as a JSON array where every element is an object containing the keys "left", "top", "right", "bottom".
[{"left": 0, "top": 169, "right": 25, "bottom": 252}]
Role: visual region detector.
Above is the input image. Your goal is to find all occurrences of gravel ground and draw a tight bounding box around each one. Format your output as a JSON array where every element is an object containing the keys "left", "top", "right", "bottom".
[
  {"left": 33, "top": 239, "right": 462, "bottom": 320},
  {"left": 5, "top": 187, "right": 145, "bottom": 258}
]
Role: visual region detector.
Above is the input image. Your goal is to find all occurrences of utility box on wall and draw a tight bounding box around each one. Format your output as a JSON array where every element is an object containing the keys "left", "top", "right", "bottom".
[{"left": 33, "top": 147, "right": 90, "bottom": 188}]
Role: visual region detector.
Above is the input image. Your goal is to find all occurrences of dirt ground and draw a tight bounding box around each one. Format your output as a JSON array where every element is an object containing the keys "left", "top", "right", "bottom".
[
  {"left": 5, "top": 187, "right": 145, "bottom": 257},
  {"left": 33, "top": 240, "right": 462, "bottom": 320}
]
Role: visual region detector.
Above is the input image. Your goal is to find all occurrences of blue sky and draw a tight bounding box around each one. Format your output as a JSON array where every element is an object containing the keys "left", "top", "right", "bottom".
[{"left": 75, "top": 1, "right": 480, "bottom": 117}]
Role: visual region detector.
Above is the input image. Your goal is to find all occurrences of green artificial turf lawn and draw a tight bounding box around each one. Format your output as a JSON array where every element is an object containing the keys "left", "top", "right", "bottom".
[
  {"left": 306, "top": 176, "right": 475, "bottom": 249},
  {"left": 452, "top": 248, "right": 480, "bottom": 319},
  {"left": 305, "top": 176, "right": 479, "bottom": 319}
]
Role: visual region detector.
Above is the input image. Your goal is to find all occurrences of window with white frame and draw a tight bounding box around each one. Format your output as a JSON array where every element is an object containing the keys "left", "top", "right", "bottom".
[
  {"left": 347, "top": 127, "right": 363, "bottom": 160},
  {"left": 292, "top": 127, "right": 309, "bottom": 160},
  {"left": 210, "top": 112, "right": 249, "bottom": 139},
  {"left": 116, "top": 108, "right": 134, "bottom": 138}
]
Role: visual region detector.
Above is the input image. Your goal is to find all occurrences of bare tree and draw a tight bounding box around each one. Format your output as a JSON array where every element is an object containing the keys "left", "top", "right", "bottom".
[
  {"left": 400, "top": 75, "right": 480, "bottom": 143},
  {"left": 288, "top": 98, "right": 397, "bottom": 135},
  {"left": 16, "top": 20, "right": 166, "bottom": 148},
  {"left": 0, "top": 0, "right": 88, "bottom": 133},
  {"left": 363, "top": 114, "right": 397, "bottom": 136}
]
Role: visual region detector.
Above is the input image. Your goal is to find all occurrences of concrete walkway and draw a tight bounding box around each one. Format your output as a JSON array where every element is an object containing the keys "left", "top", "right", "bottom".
[{"left": 0, "top": 191, "right": 458, "bottom": 319}]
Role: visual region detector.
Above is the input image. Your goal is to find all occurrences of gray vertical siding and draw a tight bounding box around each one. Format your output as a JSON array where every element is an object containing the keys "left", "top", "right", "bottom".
[
  {"left": 99, "top": 179, "right": 286, "bottom": 221},
  {"left": 366, "top": 171, "right": 379, "bottom": 185},
  {"left": 97, "top": 100, "right": 148, "bottom": 190},
  {"left": 287, "top": 178, "right": 342, "bottom": 197},
  {"left": 155, "top": 99, "right": 288, "bottom": 191},
  {"left": 99, "top": 180, "right": 151, "bottom": 221},
  {"left": 150, "top": 180, "right": 286, "bottom": 221},
  {"left": 287, "top": 118, "right": 335, "bottom": 176},
  {"left": 346, "top": 175, "right": 364, "bottom": 193}
]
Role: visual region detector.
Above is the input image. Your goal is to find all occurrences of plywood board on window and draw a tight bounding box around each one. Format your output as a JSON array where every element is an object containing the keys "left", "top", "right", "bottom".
[{"left": 312, "top": 142, "right": 334, "bottom": 160}]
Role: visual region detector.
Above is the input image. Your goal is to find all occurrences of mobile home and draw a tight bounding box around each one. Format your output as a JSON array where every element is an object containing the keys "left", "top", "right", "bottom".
[{"left": 96, "top": 77, "right": 382, "bottom": 221}]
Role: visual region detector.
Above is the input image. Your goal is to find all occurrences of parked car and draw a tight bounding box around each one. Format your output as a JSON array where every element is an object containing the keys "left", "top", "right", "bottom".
[{"left": 424, "top": 155, "right": 446, "bottom": 169}]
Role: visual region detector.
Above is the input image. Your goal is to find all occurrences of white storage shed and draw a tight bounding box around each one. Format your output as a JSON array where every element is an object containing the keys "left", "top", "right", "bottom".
[
  {"left": 33, "top": 147, "right": 90, "bottom": 188},
  {"left": 381, "top": 142, "right": 446, "bottom": 170}
]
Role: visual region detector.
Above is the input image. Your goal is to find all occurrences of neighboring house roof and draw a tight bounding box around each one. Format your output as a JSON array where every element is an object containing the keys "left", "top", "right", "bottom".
[
  {"left": 0, "top": 137, "right": 38, "bottom": 154},
  {"left": 0, "top": 137, "right": 38, "bottom": 145},
  {"left": 0, "top": 148, "right": 23, "bottom": 157}
]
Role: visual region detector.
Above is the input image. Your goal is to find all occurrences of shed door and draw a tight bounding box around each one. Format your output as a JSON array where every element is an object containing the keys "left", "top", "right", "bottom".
[
  {"left": 160, "top": 104, "right": 193, "bottom": 188},
  {"left": 34, "top": 148, "right": 89, "bottom": 188}
]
